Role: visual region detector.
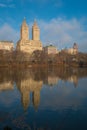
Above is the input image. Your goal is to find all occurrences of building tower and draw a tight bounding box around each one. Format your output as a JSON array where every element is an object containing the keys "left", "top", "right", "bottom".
[
  {"left": 32, "top": 20, "right": 40, "bottom": 41},
  {"left": 20, "top": 18, "right": 29, "bottom": 40},
  {"left": 73, "top": 43, "right": 78, "bottom": 54}
]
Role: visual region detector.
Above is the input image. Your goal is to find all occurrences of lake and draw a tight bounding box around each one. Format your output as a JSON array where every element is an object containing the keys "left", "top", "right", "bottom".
[{"left": 0, "top": 67, "right": 87, "bottom": 130}]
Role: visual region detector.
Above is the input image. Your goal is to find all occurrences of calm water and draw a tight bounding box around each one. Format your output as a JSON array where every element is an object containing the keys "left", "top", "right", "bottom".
[{"left": 0, "top": 67, "right": 87, "bottom": 130}]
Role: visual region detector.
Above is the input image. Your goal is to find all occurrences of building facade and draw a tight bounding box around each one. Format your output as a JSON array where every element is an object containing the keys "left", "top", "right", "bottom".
[
  {"left": 62, "top": 43, "right": 78, "bottom": 55},
  {"left": 16, "top": 19, "right": 42, "bottom": 54},
  {"left": 43, "top": 45, "right": 58, "bottom": 54},
  {"left": 0, "top": 41, "right": 14, "bottom": 51}
]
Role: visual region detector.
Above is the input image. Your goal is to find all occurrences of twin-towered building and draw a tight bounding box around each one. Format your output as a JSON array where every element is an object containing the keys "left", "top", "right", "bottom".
[{"left": 16, "top": 19, "right": 42, "bottom": 53}]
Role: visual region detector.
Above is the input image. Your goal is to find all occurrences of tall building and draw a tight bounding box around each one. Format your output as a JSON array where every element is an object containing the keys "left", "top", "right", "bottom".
[
  {"left": 16, "top": 19, "right": 42, "bottom": 54},
  {"left": 32, "top": 20, "right": 40, "bottom": 41},
  {"left": 20, "top": 18, "right": 29, "bottom": 40}
]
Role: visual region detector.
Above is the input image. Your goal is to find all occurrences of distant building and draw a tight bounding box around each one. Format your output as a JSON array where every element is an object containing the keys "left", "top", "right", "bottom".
[
  {"left": 73, "top": 43, "right": 78, "bottom": 54},
  {"left": 67, "top": 48, "right": 75, "bottom": 54},
  {"left": 16, "top": 19, "right": 42, "bottom": 54},
  {"left": 62, "top": 43, "right": 78, "bottom": 55},
  {"left": 43, "top": 45, "right": 58, "bottom": 54},
  {"left": 0, "top": 41, "right": 14, "bottom": 51}
]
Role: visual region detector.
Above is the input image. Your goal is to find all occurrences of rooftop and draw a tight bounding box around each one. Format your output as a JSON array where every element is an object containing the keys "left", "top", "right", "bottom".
[
  {"left": 45, "top": 44, "right": 56, "bottom": 48},
  {"left": 0, "top": 41, "right": 13, "bottom": 43}
]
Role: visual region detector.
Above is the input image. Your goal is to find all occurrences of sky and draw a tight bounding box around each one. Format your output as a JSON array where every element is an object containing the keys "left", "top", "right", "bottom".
[{"left": 0, "top": 0, "right": 87, "bottom": 52}]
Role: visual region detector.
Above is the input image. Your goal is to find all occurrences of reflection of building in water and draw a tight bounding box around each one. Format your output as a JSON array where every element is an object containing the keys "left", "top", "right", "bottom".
[
  {"left": 22, "top": 91, "right": 30, "bottom": 111},
  {"left": 0, "top": 69, "right": 14, "bottom": 91},
  {"left": 47, "top": 76, "right": 59, "bottom": 86},
  {"left": 32, "top": 91, "right": 40, "bottom": 110},
  {"left": 16, "top": 77, "right": 43, "bottom": 110},
  {"left": 68, "top": 75, "right": 78, "bottom": 87},
  {"left": 43, "top": 69, "right": 59, "bottom": 86},
  {"left": 0, "top": 81, "right": 13, "bottom": 91}
]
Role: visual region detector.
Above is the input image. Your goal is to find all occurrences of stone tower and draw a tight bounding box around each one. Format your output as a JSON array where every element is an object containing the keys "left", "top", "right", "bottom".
[
  {"left": 73, "top": 43, "right": 78, "bottom": 54},
  {"left": 32, "top": 20, "right": 40, "bottom": 41},
  {"left": 16, "top": 19, "right": 42, "bottom": 54},
  {"left": 20, "top": 18, "right": 29, "bottom": 40}
]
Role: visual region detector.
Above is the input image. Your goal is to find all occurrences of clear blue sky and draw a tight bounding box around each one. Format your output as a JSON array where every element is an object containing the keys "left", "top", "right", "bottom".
[{"left": 0, "top": 0, "right": 87, "bottom": 52}]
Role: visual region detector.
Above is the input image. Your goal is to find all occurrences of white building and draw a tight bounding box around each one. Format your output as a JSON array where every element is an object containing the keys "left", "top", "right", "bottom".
[
  {"left": 0, "top": 41, "right": 14, "bottom": 51},
  {"left": 43, "top": 45, "right": 58, "bottom": 54}
]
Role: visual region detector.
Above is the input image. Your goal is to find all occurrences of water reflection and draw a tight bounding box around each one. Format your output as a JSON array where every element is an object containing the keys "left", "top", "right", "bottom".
[
  {"left": 15, "top": 67, "right": 80, "bottom": 111},
  {"left": 15, "top": 70, "right": 43, "bottom": 111},
  {"left": 0, "top": 67, "right": 87, "bottom": 129},
  {"left": 0, "top": 69, "right": 14, "bottom": 91},
  {"left": 0, "top": 67, "right": 87, "bottom": 110}
]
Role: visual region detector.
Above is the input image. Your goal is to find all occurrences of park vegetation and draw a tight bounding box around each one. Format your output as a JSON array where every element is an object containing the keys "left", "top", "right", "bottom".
[{"left": 0, "top": 50, "right": 87, "bottom": 68}]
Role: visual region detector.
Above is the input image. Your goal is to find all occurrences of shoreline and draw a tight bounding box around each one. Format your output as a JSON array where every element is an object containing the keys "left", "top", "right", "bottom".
[{"left": 0, "top": 62, "right": 87, "bottom": 68}]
